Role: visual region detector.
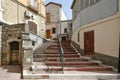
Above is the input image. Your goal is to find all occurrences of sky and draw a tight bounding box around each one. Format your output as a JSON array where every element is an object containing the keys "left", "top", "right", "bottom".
[{"left": 45, "top": 0, "right": 73, "bottom": 20}]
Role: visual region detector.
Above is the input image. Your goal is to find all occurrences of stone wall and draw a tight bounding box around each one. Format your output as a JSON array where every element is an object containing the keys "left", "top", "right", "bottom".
[
  {"left": 91, "top": 52, "right": 118, "bottom": 69},
  {"left": 2, "top": 24, "right": 25, "bottom": 65},
  {"left": 22, "top": 32, "right": 33, "bottom": 70}
]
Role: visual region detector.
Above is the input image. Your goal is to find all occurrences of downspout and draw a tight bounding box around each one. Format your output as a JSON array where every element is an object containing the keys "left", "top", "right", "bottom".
[{"left": 118, "top": 0, "right": 120, "bottom": 73}]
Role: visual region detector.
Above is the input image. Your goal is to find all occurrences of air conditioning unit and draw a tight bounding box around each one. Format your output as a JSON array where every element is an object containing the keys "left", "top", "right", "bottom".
[{"left": 24, "top": 11, "right": 31, "bottom": 19}]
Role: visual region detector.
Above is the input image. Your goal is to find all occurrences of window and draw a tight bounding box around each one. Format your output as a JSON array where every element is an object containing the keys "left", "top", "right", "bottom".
[
  {"left": 64, "top": 28, "right": 67, "bottom": 33},
  {"left": 32, "top": 41, "right": 35, "bottom": 46},
  {"left": 81, "top": 0, "right": 85, "bottom": 10},
  {"left": 81, "top": 0, "right": 100, "bottom": 10},
  {"left": 28, "top": 0, "right": 38, "bottom": 12},
  {"left": 90, "top": 0, "right": 95, "bottom": 6},
  {"left": 46, "top": 13, "right": 50, "bottom": 23},
  {"left": 52, "top": 28, "right": 56, "bottom": 34},
  {"left": 30, "top": 0, "right": 37, "bottom": 7},
  {"left": 84, "top": 0, "right": 89, "bottom": 8},
  {"left": 95, "top": 0, "right": 100, "bottom": 3}
]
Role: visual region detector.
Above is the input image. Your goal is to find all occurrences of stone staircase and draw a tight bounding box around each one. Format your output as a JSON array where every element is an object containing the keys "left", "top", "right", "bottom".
[{"left": 23, "top": 40, "right": 118, "bottom": 79}]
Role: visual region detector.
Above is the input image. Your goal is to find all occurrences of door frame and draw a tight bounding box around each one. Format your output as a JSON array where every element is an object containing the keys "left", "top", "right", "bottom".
[
  {"left": 84, "top": 30, "right": 94, "bottom": 55},
  {"left": 46, "top": 29, "right": 51, "bottom": 39},
  {"left": 9, "top": 41, "right": 19, "bottom": 65},
  {"left": 7, "top": 38, "right": 21, "bottom": 65}
]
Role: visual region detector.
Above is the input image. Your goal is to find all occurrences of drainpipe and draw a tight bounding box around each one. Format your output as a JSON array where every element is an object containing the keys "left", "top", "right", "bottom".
[
  {"left": 118, "top": 2, "right": 120, "bottom": 69},
  {"left": 118, "top": 0, "right": 120, "bottom": 73}
]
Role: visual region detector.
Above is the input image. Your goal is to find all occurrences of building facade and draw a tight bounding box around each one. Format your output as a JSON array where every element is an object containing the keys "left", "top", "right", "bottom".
[
  {"left": 0, "top": 0, "right": 46, "bottom": 37},
  {"left": 45, "top": 2, "right": 67, "bottom": 40},
  {"left": 0, "top": 0, "right": 46, "bottom": 65},
  {"left": 71, "top": 0, "right": 120, "bottom": 69},
  {"left": 61, "top": 20, "right": 72, "bottom": 40}
]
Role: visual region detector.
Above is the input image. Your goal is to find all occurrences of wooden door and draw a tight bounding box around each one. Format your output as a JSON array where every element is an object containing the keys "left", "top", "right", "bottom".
[
  {"left": 84, "top": 31, "right": 94, "bottom": 55},
  {"left": 46, "top": 30, "right": 51, "bottom": 39},
  {"left": 62, "top": 36, "right": 66, "bottom": 41},
  {"left": 10, "top": 42, "right": 19, "bottom": 65}
]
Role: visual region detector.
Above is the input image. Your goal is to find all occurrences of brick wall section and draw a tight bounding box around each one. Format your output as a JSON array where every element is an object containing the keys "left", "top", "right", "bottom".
[{"left": 2, "top": 24, "right": 25, "bottom": 65}]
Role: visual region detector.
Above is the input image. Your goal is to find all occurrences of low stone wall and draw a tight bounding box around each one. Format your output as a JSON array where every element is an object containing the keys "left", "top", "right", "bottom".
[
  {"left": 91, "top": 52, "right": 118, "bottom": 69},
  {"left": 71, "top": 40, "right": 118, "bottom": 69}
]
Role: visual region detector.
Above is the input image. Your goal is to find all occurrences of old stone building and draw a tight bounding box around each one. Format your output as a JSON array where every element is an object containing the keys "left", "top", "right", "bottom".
[
  {"left": 2, "top": 24, "right": 25, "bottom": 65},
  {"left": 0, "top": 0, "right": 46, "bottom": 65},
  {"left": 1, "top": 0, "right": 45, "bottom": 37},
  {"left": 45, "top": 2, "right": 67, "bottom": 40},
  {"left": 61, "top": 20, "right": 72, "bottom": 41}
]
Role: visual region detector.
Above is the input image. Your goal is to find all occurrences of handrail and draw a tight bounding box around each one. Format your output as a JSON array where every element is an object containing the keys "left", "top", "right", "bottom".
[{"left": 57, "top": 34, "right": 64, "bottom": 74}]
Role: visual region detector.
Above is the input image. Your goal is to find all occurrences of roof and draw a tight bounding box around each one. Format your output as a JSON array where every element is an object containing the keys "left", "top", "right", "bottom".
[
  {"left": 71, "top": 0, "right": 76, "bottom": 9},
  {"left": 45, "top": 2, "right": 62, "bottom": 8}
]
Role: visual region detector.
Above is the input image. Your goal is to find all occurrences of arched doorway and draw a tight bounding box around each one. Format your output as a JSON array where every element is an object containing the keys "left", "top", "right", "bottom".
[{"left": 9, "top": 41, "right": 20, "bottom": 65}]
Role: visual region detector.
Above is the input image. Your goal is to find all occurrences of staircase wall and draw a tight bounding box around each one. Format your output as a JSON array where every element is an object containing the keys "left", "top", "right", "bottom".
[{"left": 29, "top": 33, "right": 43, "bottom": 50}]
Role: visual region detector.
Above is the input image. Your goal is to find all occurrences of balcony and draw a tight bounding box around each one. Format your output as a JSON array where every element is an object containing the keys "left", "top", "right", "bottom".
[
  {"left": 72, "top": 12, "right": 81, "bottom": 33},
  {"left": 28, "top": 0, "right": 39, "bottom": 12}
]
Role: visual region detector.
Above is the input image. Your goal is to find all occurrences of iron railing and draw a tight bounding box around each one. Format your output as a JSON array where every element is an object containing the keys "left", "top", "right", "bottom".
[{"left": 58, "top": 34, "right": 64, "bottom": 74}]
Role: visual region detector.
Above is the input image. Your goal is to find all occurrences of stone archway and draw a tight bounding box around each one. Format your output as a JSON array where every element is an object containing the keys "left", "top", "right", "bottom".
[{"left": 9, "top": 41, "right": 20, "bottom": 65}]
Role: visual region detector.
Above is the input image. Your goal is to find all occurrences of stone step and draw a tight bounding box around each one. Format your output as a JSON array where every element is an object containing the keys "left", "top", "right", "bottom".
[
  {"left": 33, "top": 58, "right": 89, "bottom": 62},
  {"left": 32, "top": 66, "right": 113, "bottom": 72},
  {"left": 45, "top": 62, "right": 99, "bottom": 67},
  {"left": 46, "top": 58, "right": 89, "bottom": 62},
  {"left": 44, "top": 52, "right": 78, "bottom": 54},
  {"left": 46, "top": 48, "right": 75, "bottom": 51},
  {"left": 50, "top": 44, "right": 71, "bottom": 47},
  {"left": 34, "top": 54, "right": 80, "bottom": 58},
  {"left": 23, "top": 72, "right": 118, "bottom": 79},
  {"left": 48, "top": 47, "right": 73, "bottom": 49}
]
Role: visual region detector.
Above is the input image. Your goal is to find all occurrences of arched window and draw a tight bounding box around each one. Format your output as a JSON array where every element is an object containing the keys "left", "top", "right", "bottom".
[{"left": 28, "top": 21, "right": 37, "bottom": 34}]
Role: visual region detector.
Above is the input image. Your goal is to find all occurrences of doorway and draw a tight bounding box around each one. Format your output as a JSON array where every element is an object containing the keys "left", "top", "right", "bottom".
[
  {"left": 62, "top": 36, "right": 67, "bottom": 41},
  {"left": 9, "top": 41, "right": 20, "bottom": 65},
  {"left": 84, "top": 31, "right": 94, "bottom": 55},
  {"left": 46, "top": 30, "right": 51, "bottom": 39}
]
